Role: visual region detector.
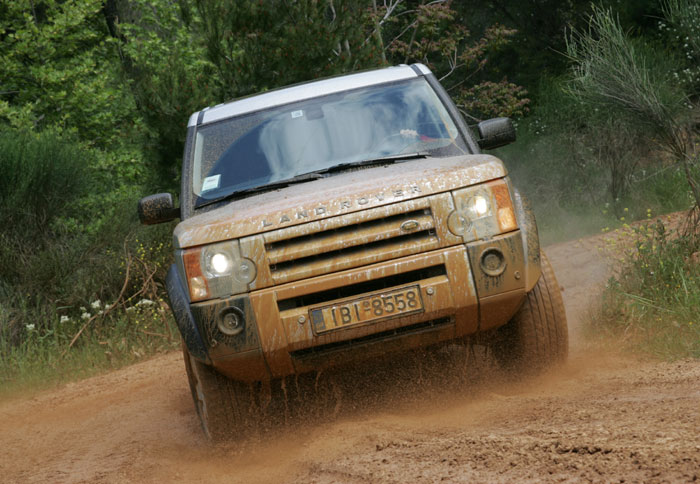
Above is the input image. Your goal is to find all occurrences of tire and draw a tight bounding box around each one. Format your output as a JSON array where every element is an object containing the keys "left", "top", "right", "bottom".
[
  {"left": 182, "top": 345, "right": 255, "bottom": 442},
  {"left": 493, "top": 252, "right": 568, "bottom": 372}
]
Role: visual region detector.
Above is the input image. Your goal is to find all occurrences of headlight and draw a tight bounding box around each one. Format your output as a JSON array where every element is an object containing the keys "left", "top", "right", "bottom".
[
  {"left": 206, "top": 251, "right": 233, "bottom": 276},
  {"left": 182, "top": 240, "right": 257, "bottom": 302},
  {"left": 471, "top": 195, "right": 489, "bottom": 218},
  {"left": 447, "top": 179, "right": 517, "bottom": 241}
]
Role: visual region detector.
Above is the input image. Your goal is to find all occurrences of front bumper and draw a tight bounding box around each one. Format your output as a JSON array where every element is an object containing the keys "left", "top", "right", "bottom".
[{"left": 172, "top": 230, "right": 529, "bottom": 382}]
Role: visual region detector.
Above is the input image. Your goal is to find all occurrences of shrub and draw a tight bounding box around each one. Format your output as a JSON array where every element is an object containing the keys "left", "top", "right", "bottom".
[
  {"left": 0, "top": 129, "right": 177, "bottom": 392},
  {"left": 0, "top": 129, "right": 94, "bottom": 300},
  {"left": 593, "top": 218, "right": 700, "bottom": 359},
  {"left": 566, "top": 6, "right": 700, "bottom": 210},
  {"left": 0, "top": 130, "right": 91, "bottom": 239}
]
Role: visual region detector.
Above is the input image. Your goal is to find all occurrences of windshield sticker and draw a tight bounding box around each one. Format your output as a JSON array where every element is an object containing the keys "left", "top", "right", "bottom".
[
  {"left": 291, "top": 110, "right": 304, "bottom": 119},
  {"left": 201, "top": 174, "right": 221, "bottom": 192}
]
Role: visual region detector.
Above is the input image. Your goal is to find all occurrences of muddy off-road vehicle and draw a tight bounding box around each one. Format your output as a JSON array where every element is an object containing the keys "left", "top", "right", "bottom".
[{"left": 138, "top": 64, "right": 568, "bottom": 440}]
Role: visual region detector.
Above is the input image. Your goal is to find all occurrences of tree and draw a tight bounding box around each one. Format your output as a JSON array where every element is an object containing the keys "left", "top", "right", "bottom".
[
  {"left": 194, "top": 0, "right": 379, "bottom": 100},
  {"left": 105, "top": 0, "right": 219, "bottom": 178},
  {"left": 566, "top": 7, "right": 700, "bottom": 211},
  {"left": 0, "top": 0, "right": 137, "bottom": 148},
  {"left": 371, "top": 0, "right": 529, "bottom": 119}
]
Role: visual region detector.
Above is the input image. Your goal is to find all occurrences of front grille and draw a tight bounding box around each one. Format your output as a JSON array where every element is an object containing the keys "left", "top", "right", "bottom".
[
  {"left": 265, "top": 199, "right": 439, "bottom": 284},
  {"left": 290, "top": 317, "right": 454, "bottom": 359},
  {"left": 277, "top": 264, "right": 447, "bottom": 311}
]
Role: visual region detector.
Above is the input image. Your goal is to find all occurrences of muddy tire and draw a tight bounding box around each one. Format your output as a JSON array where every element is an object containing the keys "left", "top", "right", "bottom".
[
  {"left": 493, "top": 252, "right": 568, "bottom": 372},
  {"left": 182, "top": 346, "right": 254, "bottom": 442}
]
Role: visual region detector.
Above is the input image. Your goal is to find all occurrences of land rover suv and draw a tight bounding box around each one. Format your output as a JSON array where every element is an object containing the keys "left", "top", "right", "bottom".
[{"left": 138, "top": 64, "right": 568, "bottom": 441}]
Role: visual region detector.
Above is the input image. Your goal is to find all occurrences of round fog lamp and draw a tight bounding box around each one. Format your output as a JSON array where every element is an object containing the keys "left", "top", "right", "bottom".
[
  {"left": 218, "top": 308, "right": 244, "bottom": 336},
  {"left": 480, "top": 248, "right": 506, "bottom": 277}
]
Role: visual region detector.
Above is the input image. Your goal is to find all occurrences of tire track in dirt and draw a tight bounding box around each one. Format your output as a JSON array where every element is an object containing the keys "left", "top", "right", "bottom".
[{"left": 0, "top": 231, "right": 698, "bottom": 484}]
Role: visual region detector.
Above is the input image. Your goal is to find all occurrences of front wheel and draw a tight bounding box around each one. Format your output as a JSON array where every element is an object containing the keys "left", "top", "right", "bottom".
[
  {"left": 183, "top": 346, "right": 255, "bottom": 442},
  {"left": 492, "top": 252, "right": 568, "bottom": 372}
]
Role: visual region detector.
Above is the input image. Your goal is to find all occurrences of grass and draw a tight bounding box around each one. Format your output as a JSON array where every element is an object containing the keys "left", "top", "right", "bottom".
[
  {"left": 589, "top": 216, "right": 700, "bottom": 359},
  {"left": 0, "top": 128, "right": 180, "bottom": 398},
  {"left": 0, "top": 300, "right": 180, "bottom": 399}
]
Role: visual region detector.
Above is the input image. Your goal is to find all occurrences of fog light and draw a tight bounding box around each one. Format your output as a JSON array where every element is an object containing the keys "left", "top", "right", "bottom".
[
  {"left": 480, "top": 248, "right": 506, "bottom": 277},
  {"left": 218, "top": 308, "right": 244, "bottom": 336}
]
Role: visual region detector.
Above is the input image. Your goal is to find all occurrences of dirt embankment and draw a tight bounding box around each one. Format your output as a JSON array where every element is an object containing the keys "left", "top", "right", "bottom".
[{"left": 0, "top": 234, "right": 698, "bottom": 484}]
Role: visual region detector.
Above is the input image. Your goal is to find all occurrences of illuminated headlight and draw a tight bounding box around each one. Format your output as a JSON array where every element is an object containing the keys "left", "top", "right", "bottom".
[
  {"left": 182, "top": 240, "right": 257, "bottom": 302},
  {"left": 471, "top": 195, "right": 489, "bottom": 218},
  {"left": 206, "top": 252, "right": 233, "bottom": 276},
  {"left": 448, "top": 179, "right": 517, "bottom": 241}
]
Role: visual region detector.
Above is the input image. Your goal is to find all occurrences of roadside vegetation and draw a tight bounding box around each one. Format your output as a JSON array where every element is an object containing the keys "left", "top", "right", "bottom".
[
  {"left": 0, "top": 0, "right": 698, "bottom": 395},
  {"left": 596, "top": 219, "right": 700, "bottom": 358},
  {"left": 553, "top": 2, "right": 700, "bottom": 359}
]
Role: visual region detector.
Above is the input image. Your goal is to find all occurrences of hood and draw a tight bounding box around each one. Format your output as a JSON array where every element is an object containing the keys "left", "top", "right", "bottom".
[{"left": 173, "top": 154, "right": 507, "bottom": 249}]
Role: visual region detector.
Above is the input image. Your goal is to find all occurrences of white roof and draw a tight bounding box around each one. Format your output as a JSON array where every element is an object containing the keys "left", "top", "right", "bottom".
[{"left": 188, "top": 64, "right": 432, "bottom": 127}]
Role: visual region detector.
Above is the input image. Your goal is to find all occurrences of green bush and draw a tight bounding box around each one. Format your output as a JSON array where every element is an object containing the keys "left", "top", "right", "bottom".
[
  {"left": 0, "top": 130, "right": 91, "bottom": 238},
  {"left": 0, "top": 129, "right": 177, "bottom": 393},
  {"left": 496, "top": 77, "right": 687, "bottom": 244},
  {"left": 0, "top": 130, "right": 95, "bottom": 303},
  {"left": 566, "top": 6, "right": 700, "bottom": 209},
  {"left": 593, "top": 218, "right": 700, "bottom": 359}
]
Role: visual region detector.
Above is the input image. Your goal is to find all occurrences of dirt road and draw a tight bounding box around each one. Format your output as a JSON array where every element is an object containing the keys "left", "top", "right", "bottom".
[{"left": 1, "top": 235, "right": 698, "bottom": 484}]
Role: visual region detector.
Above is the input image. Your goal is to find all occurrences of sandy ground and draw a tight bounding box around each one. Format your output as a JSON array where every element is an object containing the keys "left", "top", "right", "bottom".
[{"left": 1, "top": 233, "right": 698, "bottom": 484}]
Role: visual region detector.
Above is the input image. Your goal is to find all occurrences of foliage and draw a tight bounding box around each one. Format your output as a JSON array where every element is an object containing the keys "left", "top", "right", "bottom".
[
  {"left": 112, "top": 0, "right": 219, "bottom": 177},
  {"left": 0, "top": 129, "right": 98, "bottom": 307},
  {"left": 374, "top": 0, "right": 529, "bottom": 119},
  {"left": 566, "top": 6, "right": 700, "bottom": 209},
  {"left": 0, "top": 0, "right": 138, "bottom": 148},
  {"left": 593, "top": 218, "right": 700, "bottom": 359},
  {"left": 0, "top": 129, "right": 175, "bottom": 391},
  {"left": 195, "top": 0, "right": 379, "bottom": 100},
  {"left": 661, "top": 0, "right": 700, "bottom": 94},
  {"left": 0, "top": 294, "right": 179, "bottom": 397},
  {"left": 498, "top": 75, "right": 694, "bottom": 244},
  {"left": 566, "top": 8, "right": 687, "bottom": 132},
  {"left": 0, "top": 130, "right": 90, "bottom": 237},
  {"left": 192, "top": 0, "right": 531, "bottom": 120}
]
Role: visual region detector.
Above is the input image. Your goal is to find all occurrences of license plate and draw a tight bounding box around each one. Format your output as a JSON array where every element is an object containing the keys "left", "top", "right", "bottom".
[{"left": 309, "top": 285, "right": 424, "bottom": 334}]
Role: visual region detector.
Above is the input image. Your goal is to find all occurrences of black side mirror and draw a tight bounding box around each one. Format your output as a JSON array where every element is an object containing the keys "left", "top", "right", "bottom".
[
  {"left": 477, "top": 117, "right": 516, "bottom": 150},
  {"left": 138, "top": 193, "right": 179, "bottom": 225}
]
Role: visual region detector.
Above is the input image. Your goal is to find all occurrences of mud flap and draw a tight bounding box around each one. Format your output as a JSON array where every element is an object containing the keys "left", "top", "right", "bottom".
[
  {"left": 511, "top": 187, "right": 541, "bottom": 292},
  {"left": 166, "top": 264, "right": 210, "bottom": 363}
]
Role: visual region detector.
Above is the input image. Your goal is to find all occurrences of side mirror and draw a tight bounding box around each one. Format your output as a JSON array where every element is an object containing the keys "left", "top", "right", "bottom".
[
  {"left": 477, "top": 117, "right": 516, "bottom": 150},
  {"left": 138, "top": 193, "right": 179, "bottom": 225}
]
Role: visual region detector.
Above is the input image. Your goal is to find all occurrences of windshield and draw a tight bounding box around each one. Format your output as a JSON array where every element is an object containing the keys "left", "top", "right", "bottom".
[{"left": 192, "top": 78, "right": 467, "bottom": 202}]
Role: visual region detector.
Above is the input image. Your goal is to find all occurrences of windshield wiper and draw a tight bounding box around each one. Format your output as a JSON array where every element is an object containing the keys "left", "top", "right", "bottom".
[
  {"left": 320, "top": 152, "right": 428, "bottom": 174},
  {"left": 195, "top": 172, "right": 327, "bottom": 209},
  {"left": 195, "top": 152, "right": 428, "bottom": 209}
]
